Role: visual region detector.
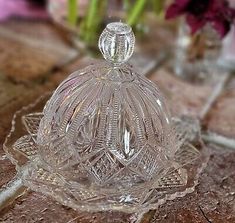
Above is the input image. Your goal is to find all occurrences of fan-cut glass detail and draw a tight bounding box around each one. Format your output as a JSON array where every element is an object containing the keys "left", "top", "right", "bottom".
[
  {"left": 13, "top": 135, "right": 38, "bottom": 158},
  {"left": 22, "top": 113, "right": 43, "bottom": 139}
]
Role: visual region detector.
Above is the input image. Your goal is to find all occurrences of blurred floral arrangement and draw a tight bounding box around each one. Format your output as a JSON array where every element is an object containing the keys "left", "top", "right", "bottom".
[
  {"left": 1, "top": 0, "right": 235, "bottom": 51},
  {"left": 165, "top": 0, "right": 235, "bottom": 38},
  {"left": 51, "top": 0, "right": 235, "bottom": 49},
  {"left": 48, "top": 0, "right": 165, "bottom": 47},
  {"left": 0, "top": 0, "right": 165, "bottom": 48},
  {"left": 165, "top": 0, "right": 235, "bottom": 80}
]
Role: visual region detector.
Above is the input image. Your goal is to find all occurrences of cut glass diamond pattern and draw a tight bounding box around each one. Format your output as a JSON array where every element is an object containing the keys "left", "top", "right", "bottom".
[
  {"left": 22, "top": 113, "right": 43, "bottom": 137},
  {"left": 156, "top": 168, "right": 188, "bottom": 189},
  {"left": 13, "top": 135, "right": 38, "bottom": 158},
  {"left": 23, "top": 164, "right": 64, "bottom": 189},
  {"left": 174, "top": 143, "right": 201, "bottom": 166},
  {"left": 128, "top": 146, "right": 167, "bottom": 180},
  {"left": 85, "top": 151, "right": 124, "bottom": 184}
]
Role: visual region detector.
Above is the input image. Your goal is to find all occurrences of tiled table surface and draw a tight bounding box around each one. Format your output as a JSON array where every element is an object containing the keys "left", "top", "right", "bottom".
[{"left": 0, "top": 19, "right": 234, "bottom": 223}]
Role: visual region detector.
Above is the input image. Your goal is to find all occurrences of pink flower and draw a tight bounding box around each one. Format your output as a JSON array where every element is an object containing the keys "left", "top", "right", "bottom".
[
  {"left": 0, "top": 0, "right": 48, "bottom": 21},
  {"left": 166, "top": 0, "right": 235, "bottom": 38}
]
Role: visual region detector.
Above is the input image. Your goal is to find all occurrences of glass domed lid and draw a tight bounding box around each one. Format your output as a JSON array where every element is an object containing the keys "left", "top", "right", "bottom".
[
  {"left": 4, "top": 22, "right": 205, "bottom": 215},
  {"left": 37, "top": 22, "right": 175, "bottom": 188}
]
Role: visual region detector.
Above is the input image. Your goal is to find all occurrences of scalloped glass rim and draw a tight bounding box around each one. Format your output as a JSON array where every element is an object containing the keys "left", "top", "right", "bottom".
[{"left": 3, "top": 93, "right": 209, "bottom": 214}]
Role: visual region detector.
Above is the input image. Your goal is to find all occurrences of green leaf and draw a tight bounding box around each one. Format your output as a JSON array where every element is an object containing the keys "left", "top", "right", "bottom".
[
  {"left": 127, "top": 0, "right": 147, "bottom": 26},
  {"left": 68, "top": 0, "right": 78, "bottom": 26},
  {"left": 152, "top": 0, "right": 164, "bottom": 15}
]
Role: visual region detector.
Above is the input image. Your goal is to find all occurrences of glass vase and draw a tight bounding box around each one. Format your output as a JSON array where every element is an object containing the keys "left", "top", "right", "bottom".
[
  {"left": 219, "top": 26, "right": 235, "bottom": 70},
  {"left": 173, "top": 19, "right": 222, "bottom": 84}
]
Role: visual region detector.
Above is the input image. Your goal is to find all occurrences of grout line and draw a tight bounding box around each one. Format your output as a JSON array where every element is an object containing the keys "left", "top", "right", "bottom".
[
  {"left": 199, "top": 205, "right": 212, "bottom": 223},
  {"left": 199, "top": 72, "right": 230, "bottom": 120},
  {"left": 144, "top": 52, "right": 168, "bottom": 77},
  {"left": 202, "top": 132, "right": 235, "bottom": 150},
  {"left": 0, "top": 176, "right": 26, "bottom": 211}
]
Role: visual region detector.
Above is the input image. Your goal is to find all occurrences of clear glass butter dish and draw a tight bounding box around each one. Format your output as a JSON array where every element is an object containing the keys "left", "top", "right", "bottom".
[{"left": 3, "top": 22, "right": 208, "bottom": 217}]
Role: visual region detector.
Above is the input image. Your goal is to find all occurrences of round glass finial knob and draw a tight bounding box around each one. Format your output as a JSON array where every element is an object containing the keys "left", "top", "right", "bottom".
[{"left": 98, "top": 22, "right": 135, "bottom": 65}]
